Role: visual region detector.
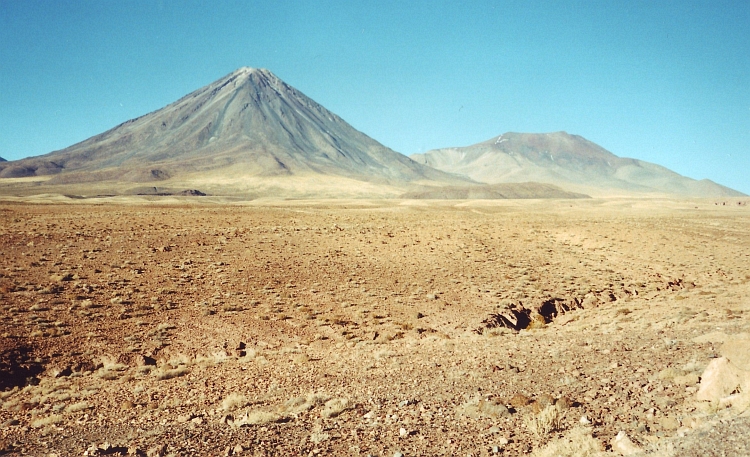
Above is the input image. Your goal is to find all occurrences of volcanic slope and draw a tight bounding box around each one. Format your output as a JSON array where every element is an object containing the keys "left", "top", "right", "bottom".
[
  {"left": 411, "top": 132, "right": 744, "bottom": 197},
  {"left": 0, "top": 68, "right": 466, "bottom": 197}
]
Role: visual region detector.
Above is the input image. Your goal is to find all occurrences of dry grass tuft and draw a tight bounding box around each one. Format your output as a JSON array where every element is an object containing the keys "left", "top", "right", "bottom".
[
  {"left": 198, "top": 351, "right": 230, "bottom": 366},
  {"left": 222, "top": 393, "right": 250, "bottom": 411},
  {"left": 154, "top": 366, "right": 190, "bottom": 380},
  {"left": 31, "top": 414, "right": 64, "bottom": 428},
  {"left": 320, "top": 398, "right": 351, "bottom": 418},
  {"left": 524, "top": 404, "right": 563, "bottom": 442},
  {"left": 96, "top": 362, "right": 128, "bottom": 380},
  {"left": 168, "top": 354, "right": 193, "bottom": 366},
  {"left": 228, "top": 392, "right": 331, "bottom": 428},
  {"left": 282, "top": 393, "right": 329, "bottom": 415},
  {"left": 234, "top": 410, "right": 287, "bottom": 426},
  {"left": 65, "top": 401, "right": 92, "bottom": 413},
  {"left": 456, "top": 397, "right": 510, "bottom": 419}
]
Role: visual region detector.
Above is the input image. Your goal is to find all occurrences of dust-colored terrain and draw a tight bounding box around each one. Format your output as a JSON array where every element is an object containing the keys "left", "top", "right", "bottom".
[{"left": 1, "top": 198, "right": 749, "bottom": 456}]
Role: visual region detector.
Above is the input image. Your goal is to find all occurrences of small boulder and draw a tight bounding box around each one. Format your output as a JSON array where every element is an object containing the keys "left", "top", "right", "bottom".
[
  {"left": 611, "top": 431, "right": 642, "bottom": 455},
  {"left": 696, "top": 357, "right": 742, "bottom": 403}
]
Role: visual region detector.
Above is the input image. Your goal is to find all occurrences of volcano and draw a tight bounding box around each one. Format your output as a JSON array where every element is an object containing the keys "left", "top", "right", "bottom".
[
  {"left": 0, "top": 68, "right": 466, "bottom": 197},
  {"left": 411, "top": 132, "right": 744, "bottom": 197}
]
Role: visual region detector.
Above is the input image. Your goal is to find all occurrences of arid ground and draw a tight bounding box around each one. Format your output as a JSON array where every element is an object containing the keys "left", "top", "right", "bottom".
[{"left": 1, "top": 197, "right": 749, "bottom": 456}]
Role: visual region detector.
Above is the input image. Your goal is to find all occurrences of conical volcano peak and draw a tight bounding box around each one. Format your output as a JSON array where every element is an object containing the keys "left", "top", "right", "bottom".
[{"left": 0, "top": 67, "right": 464, "bottom": 193}]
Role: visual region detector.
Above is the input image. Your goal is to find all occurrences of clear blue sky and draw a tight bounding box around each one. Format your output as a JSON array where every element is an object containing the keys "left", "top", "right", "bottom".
[{"left": 1, "top": 1, "right": 748, "bottom": 193}]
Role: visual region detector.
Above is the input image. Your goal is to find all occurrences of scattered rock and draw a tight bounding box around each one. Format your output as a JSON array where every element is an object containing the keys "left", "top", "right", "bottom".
[
  {"left": 610, "top": 431, "right": 642, "bottom": 455},
  {"left": 696, "top": 357, "right": 743, "bottom": 403}
]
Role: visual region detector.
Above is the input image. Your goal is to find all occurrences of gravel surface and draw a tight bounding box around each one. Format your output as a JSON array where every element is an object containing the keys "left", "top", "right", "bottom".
[{"left": 0, "top": 198, "right": 748, "bottom": 456}]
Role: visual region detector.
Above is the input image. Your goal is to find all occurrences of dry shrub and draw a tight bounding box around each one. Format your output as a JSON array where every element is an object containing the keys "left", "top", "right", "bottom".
[
  {"left": 309, "top": 431, "right": 330, "bottom": 444},
  {"left": 97, "top": 370, "right": 122, "bottom": 381},
  {"left": 2, "top": 398, "right": 32, "bottom": 412},
  {"left": 65, "top": 401, "right": 91, "bottom": 413},
  {"left": 154, "top": 366, "right": 189, "bottom": 380},
  {"left": 196, "top": 351, "right": 229, "bottom": 366},
  {"left": 222, "top": 304, "right": 244, "bottom": 312},
  {"left": 456, "top": 397, "right": 510, "bottom": 419},
  {"left": 524, "top": 404, "right": 562, "bottom": 442},
  {"left": 222, "top": 393, "right": 250, "bottom": 412},
  {"left": 156, "top": 323, "right": 176, "bottom": 332},
  {"left": 531, "top": 427, "right": 605, "bottom": 457},
  {"left": 484, "top": 327, "right": 513, "bottom": 337},
  {"left": 168, "top": 354, "right": 193, "bottom": 366},
  {"left": 657, "top": 367, "right": 684, "bottom": 381},
  {"left": 49, "top": 391, "right": 72, "bottom": 404},
  {"left": 96, "top": 362, "right": 128, "bottom": 380},
  {"left": 0, "top": 388, "right": 18, "bottom": 400},
  {"left": 282, "top": 393, "right": 328, "bottom": 415},
  {"left": 320, "top": 398, "right": 351, "bottom": 418},
  {"left": 234, "top": 410, "right": 286, "bottom": 426},
  {"left": 228, "top": 392, "right": 342, "bottom": 427},
  {"left": 31, "top": 414, "right": 64, "bottom": 428}
]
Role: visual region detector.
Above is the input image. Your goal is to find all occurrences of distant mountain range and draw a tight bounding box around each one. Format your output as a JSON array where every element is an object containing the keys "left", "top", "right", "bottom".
[
  {"left": 0, "top": 68, "right": 743, "bottom": 198},
  {"left": 411, "top": 132, "right": 743, "bottom": 197}
]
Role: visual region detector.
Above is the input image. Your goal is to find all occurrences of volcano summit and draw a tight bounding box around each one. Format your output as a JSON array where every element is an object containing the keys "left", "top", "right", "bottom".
[{"left": 0, "top": 68, "right": 465, "bottom": 197}]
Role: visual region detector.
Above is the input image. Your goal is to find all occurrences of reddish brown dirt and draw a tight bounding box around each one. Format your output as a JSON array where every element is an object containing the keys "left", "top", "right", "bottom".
[{"left": 0, "top": 200, "right": 748, "bottom": 456}]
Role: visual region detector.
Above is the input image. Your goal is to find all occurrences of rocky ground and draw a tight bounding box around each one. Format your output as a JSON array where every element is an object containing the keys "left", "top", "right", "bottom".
[{"left": 0, "top": 198, "right": 748, "bottom": 456}]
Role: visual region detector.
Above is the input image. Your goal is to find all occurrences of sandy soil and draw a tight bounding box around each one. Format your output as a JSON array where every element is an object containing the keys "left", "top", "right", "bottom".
[{"left": 0, "top": 198, "right": 748, "bottom": 456}]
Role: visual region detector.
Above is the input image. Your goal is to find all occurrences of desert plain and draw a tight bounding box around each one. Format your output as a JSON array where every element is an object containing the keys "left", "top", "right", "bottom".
[{"left": 1, "top": 196, "right": 749, "bottom": 456}]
